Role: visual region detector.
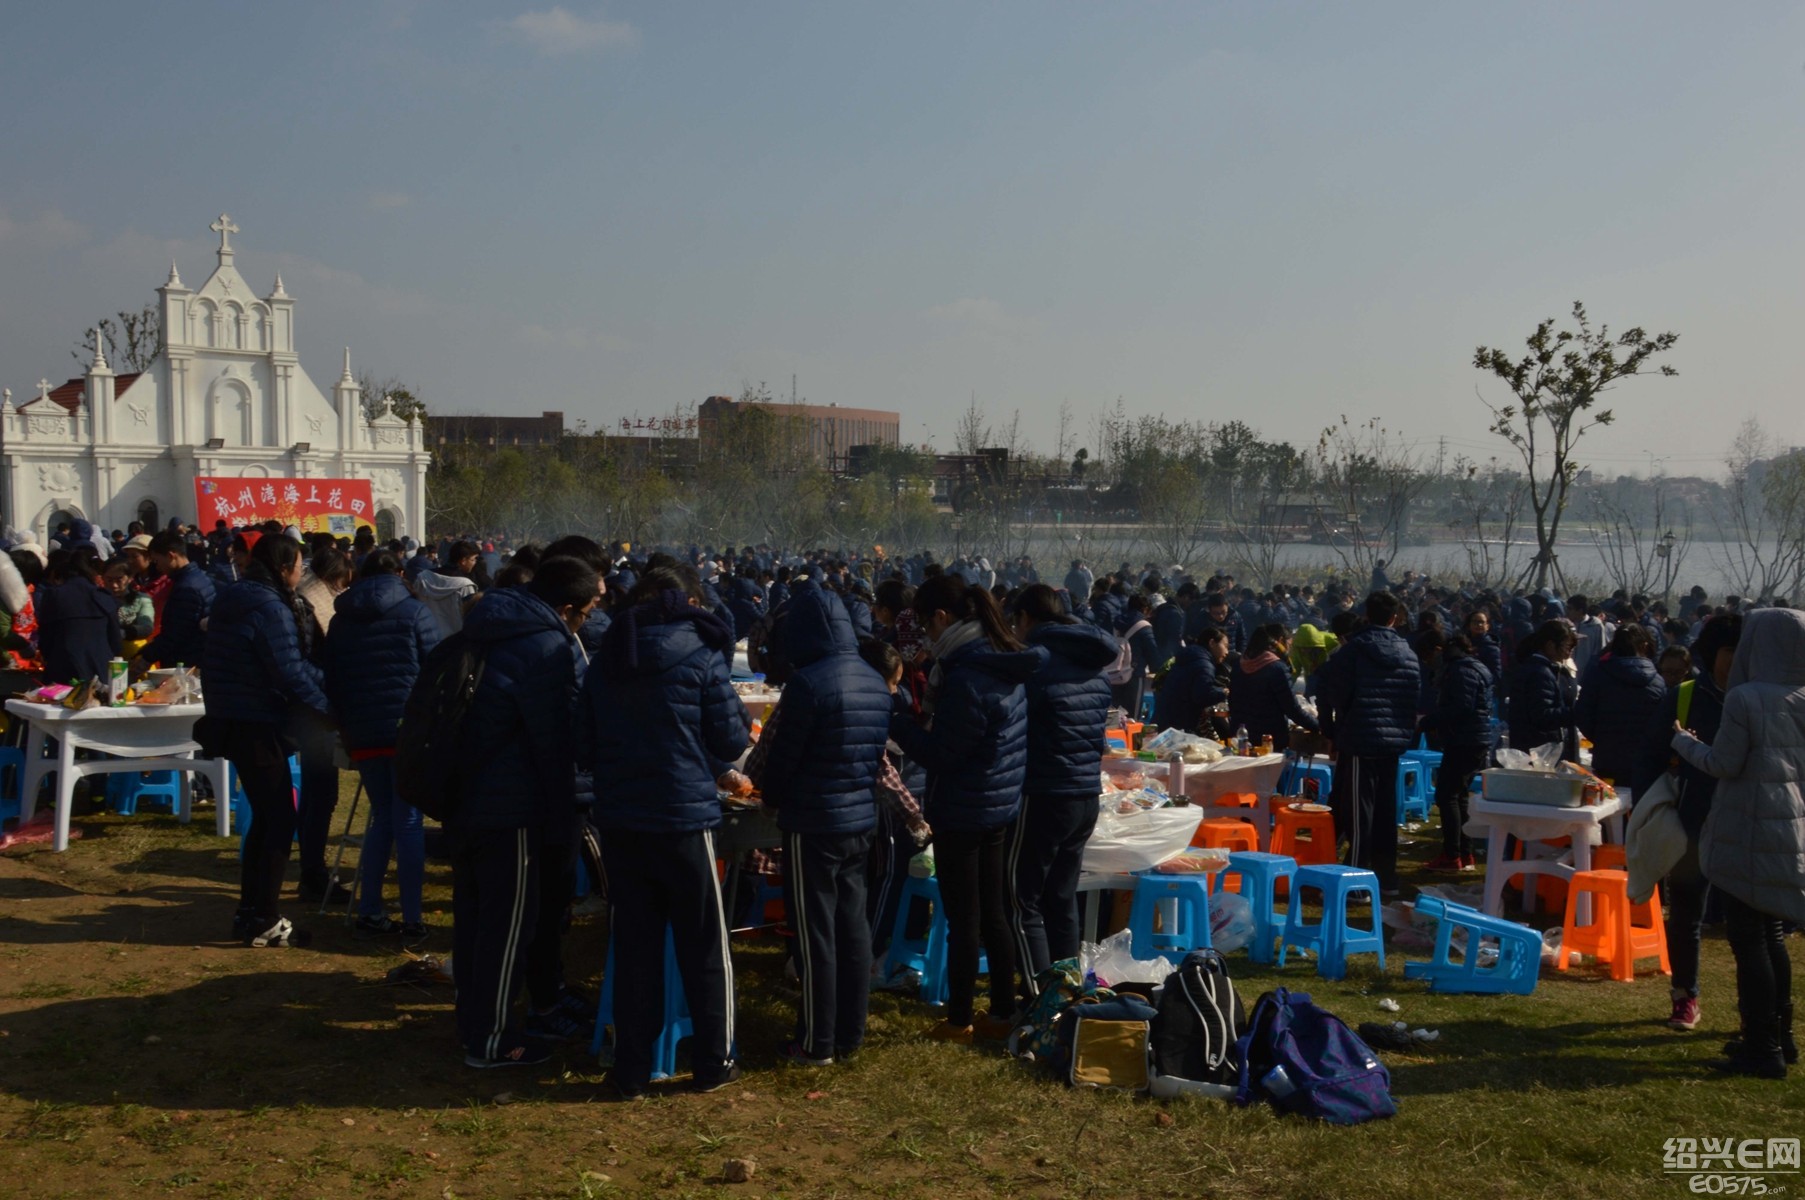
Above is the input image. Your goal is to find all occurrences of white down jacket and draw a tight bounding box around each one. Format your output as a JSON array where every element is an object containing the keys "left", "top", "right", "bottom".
[{"left": 1672, "top": 607, "right": 1805, "bottom": 924}]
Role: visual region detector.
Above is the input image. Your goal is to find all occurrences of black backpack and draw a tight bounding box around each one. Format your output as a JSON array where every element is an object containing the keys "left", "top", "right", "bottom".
[
  {"left": 394, "top": 632, "right": 487, "bottom": 822},
  {"left": 1150, "top": 949, "right": 1245, "bottom": 1099}
]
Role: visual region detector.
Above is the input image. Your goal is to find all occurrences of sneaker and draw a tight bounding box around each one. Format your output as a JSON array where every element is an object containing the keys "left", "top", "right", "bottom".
[
  {"left": 1458, "top": 854, "right": 1479, "bottom": 872},
  {"left": 691, "top": 1062, "right": 742, "bottom": 1093},
  {"left": 355, "top": 913, "right": 400, "bottom": 938},
  {"left": 399, "top": 922, "right": 430, "bottom": 948},
  {"left": 245, "top": 917, "right": 310, "bottom": 948},
  {"left": 1669, "top": 995, "right": 1701, "bottom": 1031},
  {"left": 231, "top": 910, "right": 259, "bottom": 941},
  {"left": 464, "top": 1038, "right": 553, "bottom": 1069},
  {"left": 972, "top": 1013, "right": 1016, "bottom": 1041},
  {"left": 1423, "top": 854, "right": 1465, "bottom": 874},
  {"left": 926, "top": 1020, "right": 974, "bottom": 1045},
  {"left": 779, "top": 1040, "right": 833, "bottom": 1067},
  {"left": 551, "top": 985, "right": 595, "bottom": 1021},
  {"left": 522, "top": 1008, "right": 589, "bottom": 1044},
  {"left": 603, "top": 1072, "right": 646, "bottom": 1102}
]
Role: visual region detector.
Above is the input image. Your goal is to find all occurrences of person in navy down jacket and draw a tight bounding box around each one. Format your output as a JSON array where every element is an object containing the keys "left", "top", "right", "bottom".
[
  {"left": 1508, "top": 620, "right": 1580, "bottom": 763},
  {"left": 1313, "top": 591, "right": 1420, "bottom": 894},
  {"left": 132, "top": 530, "right": 214, "bottom": 675},
  {"left": 1575, "top": 624, "right": 1667, "bottom": 788},
  {"left": 448, "top": 557, "right": 596, "bottom": 1068},
  {"left": 582, "top": 564, "right": 751, "bottom": 1095},
  {"left": 34, "top": 550, "right": 121, "bottom": 686},
  {"left": 1006, "top": 584, "right": 1116, "bottom": 1001},
  {"left": 325, "top": 550, "right": 441, "bottom": 944},
  {"left": 1227, "top": 624, "right": 1319, "bottom": 753},
  {"left": 754, "top": 581, "right": 892, "bottom": 1065},
  {"left": 1421, "top": 634, "right": 1495, "bottom": 872},
  {"left": 202, "top": 535, "right": 332, "bottom": 949},
  {"left": 889, "top": 574, "right": 1046, "bottom": 1042},
  {"left": 1154, "top": 629, "right": 1231, "bottom": 736}
]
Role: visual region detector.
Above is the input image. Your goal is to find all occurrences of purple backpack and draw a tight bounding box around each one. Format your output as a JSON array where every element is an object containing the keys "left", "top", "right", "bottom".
[{"left": 1234, "top": 988, "right": 1396, "bottom": 1125}]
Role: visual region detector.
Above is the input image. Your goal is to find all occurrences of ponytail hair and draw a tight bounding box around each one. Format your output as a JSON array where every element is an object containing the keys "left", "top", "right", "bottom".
[{"left": 912, "top": 573, "right": 1022, "bottom": 652}]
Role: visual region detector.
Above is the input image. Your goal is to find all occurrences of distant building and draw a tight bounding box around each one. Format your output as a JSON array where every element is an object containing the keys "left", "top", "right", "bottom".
[
  {"left": 426, "top": 410, "right": 564, "bottom": 451},
  {"left": 696, "top": 395, "right": 899, "bottom": 473},
  {"left": 2, "top": 214, "right": 428, "bottom": 542}
]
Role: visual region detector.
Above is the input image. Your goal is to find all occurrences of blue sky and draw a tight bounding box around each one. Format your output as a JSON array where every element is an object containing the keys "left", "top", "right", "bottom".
[{"left": 3, "top": 1, "right": 1799, "bottom": 472}]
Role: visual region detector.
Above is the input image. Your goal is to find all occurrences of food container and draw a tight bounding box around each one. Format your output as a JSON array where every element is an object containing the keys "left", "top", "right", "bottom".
[{"left": 1480, "top": 768, "right": 1587, "bottom": 808}]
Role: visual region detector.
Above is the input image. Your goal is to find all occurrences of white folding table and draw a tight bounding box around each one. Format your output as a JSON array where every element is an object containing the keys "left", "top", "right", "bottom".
[
  {"left": 5, "top": 699, "right": 233, "bottom": 852},
  {"left": 1466, "top": 791, "right": 1625, "bottom": 924}
]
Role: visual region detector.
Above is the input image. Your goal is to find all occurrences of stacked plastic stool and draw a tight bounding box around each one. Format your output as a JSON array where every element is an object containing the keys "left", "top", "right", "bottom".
[
  {"left": 107, "top": 770, "right": 183, "bottom": 816},
  {"left": 1278, "top": 863, "right": 1386, "bottom": 981},
  {"left": 1556, "top": 869, "right": 1670, "bottom": 982},
  {"left": 1277, "top": 756, "right": 1332, "bottom": 798},
  {"left": 1395, "top": 759, "right": 1433, "bottom": 825},
  {"left": 1214, "top": 851, "right": 1295, "bottom": 964},
  {"left": 1127, "top": 872, "right": 1214, "bottom": 961},
  {"left": 0, "top": 744, "right": 26, "bottom": 830},
  {"left": 593, "top": 926, "right": 692, "bottom": 1079},
  {"left": 882, "top": 873, "right": 985, "bottom": 1006},
  {"left": 1402, "top": 894, "right": 1541, "bottom": 994}
]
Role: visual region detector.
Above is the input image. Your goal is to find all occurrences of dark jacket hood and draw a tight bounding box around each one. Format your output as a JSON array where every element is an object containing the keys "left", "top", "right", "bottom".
[
  {"left": 1504, "top": 597, "right": 1531, "bottom": 622},
  {"left": 784, "top": 582, "right": 858, "bottom": 668},
  {"left": 335, "top": 573, "right": 415, "bottom": 623},
  {"left": 945, "top": 638, "right": 1047, "bottom": 684},
  {"left": 598, "top": 589, "right": 734, "bottom": 678},
  {"left": 1030, "top": 620, "right": 1119, "bottom": 671},
  {"left": 463, "top": 585, "right": 567, "bottom": 646},
  {"left": 1350, "top": 624, "right": 1417, "bottom": 671},
  {"left": 1601, "top": 653, "right": 1660, "bottom": 688}
]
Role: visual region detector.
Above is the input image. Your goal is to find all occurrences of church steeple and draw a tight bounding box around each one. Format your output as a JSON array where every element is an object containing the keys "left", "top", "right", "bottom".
[{"left": 210, "top": 213, "right": 239, "bottom": 267}]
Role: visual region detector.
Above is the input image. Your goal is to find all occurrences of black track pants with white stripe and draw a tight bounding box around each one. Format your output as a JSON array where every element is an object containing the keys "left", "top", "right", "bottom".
[
  {"left": 1006, "top": 793, "right": 1099, "bottom": 1004},
  {"left": 600, "top": 828, "right": 737, "bottom": 1089},
  {"left": 451, "top": 823, "right": 543, "bottom": 1060},
  {"left": 783, "top": 829, "right": 874, "bottom": 1059}
]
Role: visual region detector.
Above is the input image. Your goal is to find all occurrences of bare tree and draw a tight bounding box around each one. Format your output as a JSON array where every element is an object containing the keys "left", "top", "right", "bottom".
[
  {"left": 1474, "top": 301, "right": 1679, "bottom": 591},
  {"left": 1313, "top": 416, "right": 1430, "bottom": 583},
  {"left": 72, "top": 304, "right": 161, "bottom": 372},
  {"left": 1714, "top": 419, "right": 1805, "bottom": 602},
  {"left": 1584, "top": 476, "right": 1692, "bottom": 601},
  {"left": 1445, "top": 456, "right": 1527, "bottom": 589}
]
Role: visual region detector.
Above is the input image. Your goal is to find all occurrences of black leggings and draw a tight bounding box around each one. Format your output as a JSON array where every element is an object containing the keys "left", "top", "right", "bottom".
[
  {"left": 223, "top": 722, "right": 298, "bottom": 924},
  {"left": 1725, "top": 894, "right": 1793, "bottom": 1042},
  {"left": 933, "top": 826, "right": 1018, "bottom": 1026},
  {"left": 1435, "top": 745, "right": 1487, "bottom": 857}
]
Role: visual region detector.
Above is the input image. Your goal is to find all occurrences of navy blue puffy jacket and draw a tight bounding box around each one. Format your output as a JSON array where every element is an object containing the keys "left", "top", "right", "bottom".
[
  {"left": 325, "top": 574, "right": 441, "bottom": 751},
  {"left": 455, "top": 587, "right": 583, "bottom": 831},
  {"left": 889, "top": 636, "right": 1045, "bottom": 832},
  {"left": 36, "top": 578, "right": 122, "bottom": 685},
  {"left": 1227, "top": 656, "right": 1318, "bottom": 750},
  {"left": 1508, "top": 653, "right": 1575, "bottom": 756},
  {"left": 1469, "top": 632, "right": 1503, "bottom": 693},
  {"left": 139, "top": 563, "right": 215, "bottom": 668},
  {"left": 576, "top": 606, "right": 612, "bottom": 658},
  {"left": 1574, "top": 654, "right": 1666, "bottom": 784},
  {"left": 1314, "top": 625, "right": 1420, "bottom": 755},
  {"left": 757, "top": 584, "right": 890, "bottom": 834},
  {"left": 1088, "top": 593, "right": 1125, "bottom": 634},
  {"left": 1151, "top": 602, "right": 1185, "bottom": 665},
  {"left": 1153, "top": 645, "right": 1226, "bottom": 733},
  {"left": 202, "top": 574, "right": 329, "bottom": 725},
  {"left": 583, "top": 594, "right": 751, "bottom": 834},
  {"left": 1185, "top": 606, "right": 1247, "bottom": 654},
  {"left": 1431, "top": 653, "right": 1495, "bottom": 750},
  {"left": 1022, "top": 621, "right": 1117, "bottom": 798}
]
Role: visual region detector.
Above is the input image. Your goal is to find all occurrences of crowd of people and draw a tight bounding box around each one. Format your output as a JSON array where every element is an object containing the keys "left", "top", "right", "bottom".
[{"left": 0, "top": 522, "right": 1796, "bottom": 1085}]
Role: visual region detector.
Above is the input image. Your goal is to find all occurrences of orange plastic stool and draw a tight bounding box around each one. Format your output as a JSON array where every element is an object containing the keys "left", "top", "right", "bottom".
[
  {"left": 1591, "top": 844, "right": 1627, "bottom": 871},
  {"left": 1508, "top": 836, "right": 1572, "bottom": 912},
  {"left": 1271, "top": 805, "right": 1338, "bottom": 867},
  {"left": 1556, "top": 868, "right": 1671, "bottom": 982},
  {"left": 1195, "top": 818, "right": 1259, "bottom": 889}
]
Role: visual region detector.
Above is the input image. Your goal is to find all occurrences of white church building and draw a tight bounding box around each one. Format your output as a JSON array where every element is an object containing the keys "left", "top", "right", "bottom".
[{"left": 2, "top": 215, "right": 429, "bottom": 543}]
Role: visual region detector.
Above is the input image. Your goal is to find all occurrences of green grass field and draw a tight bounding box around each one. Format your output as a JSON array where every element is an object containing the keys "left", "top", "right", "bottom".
[{"left": 0, "top": 780, "right": 1798, "bottom": 1199}]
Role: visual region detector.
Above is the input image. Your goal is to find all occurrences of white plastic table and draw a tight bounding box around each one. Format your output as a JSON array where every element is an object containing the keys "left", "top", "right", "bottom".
[
  {"left": 1106, "top": 753, "right": 1289, "bottom": 848},
  {"left": 1466, "top": 792, "right": 1624, "bottom": 923},
  {"left": 5, "top": 699, "right": 233, "bottom": 852}
]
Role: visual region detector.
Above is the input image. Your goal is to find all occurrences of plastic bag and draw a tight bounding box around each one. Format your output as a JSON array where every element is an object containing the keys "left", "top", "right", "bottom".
[
  {"left": 1081, "top": 807, "right": 1204, "bottom": 875},
  {"left": 1082, "top": 928, "right": 1177, "bottom": 985},
  {"left": 1208, "top": 890, "right": 1255, "bottom": 954},
  {"left": 1495, "top": 742, "right": 1563, "bottom": 772}
]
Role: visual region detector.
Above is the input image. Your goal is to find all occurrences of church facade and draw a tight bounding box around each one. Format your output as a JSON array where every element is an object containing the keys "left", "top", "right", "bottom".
[{"left": 2, "top": 215, "right": 429, "bottom": 543}]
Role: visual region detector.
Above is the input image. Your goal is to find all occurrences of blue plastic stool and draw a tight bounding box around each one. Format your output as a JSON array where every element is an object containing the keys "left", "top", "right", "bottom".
[
  {"left": 882, "top": 873, "right": 985, "bottom": 1006},
  {"left": 1395, "top": 759, "right": 1432, "bottom": 825},
  {"left": 1278, "top": 864, "right": 1386, "bottom": 981},
  {"left": 1139, "top": 692, "right": 1158, "bottom": 721},
  {"left": 107, "top": 770, "right": 183, "bottom": 816},
  {"left": 592, "top": 927, "right": 691, "bottom": 1080},
  {"left": 1127, "top": 873, "right": 1214, "bottom": 961},
  {"left": 0, "top": 745, "right": 26, "bottom": 829},
  {"left": 1214, "top": 851, "right": 1296, "bottom": 963},
  {"left": 1403, "top": 895, "right": 1541, "bottom": 994},
  {"left": 1277, "top": 756, "right": 1333, "bottom": 798}
]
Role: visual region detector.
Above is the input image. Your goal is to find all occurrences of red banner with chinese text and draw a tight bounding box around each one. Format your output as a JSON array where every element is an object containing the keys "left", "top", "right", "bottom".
[{"left": 193, "top": 477, "right": 375, "bottom": 536}]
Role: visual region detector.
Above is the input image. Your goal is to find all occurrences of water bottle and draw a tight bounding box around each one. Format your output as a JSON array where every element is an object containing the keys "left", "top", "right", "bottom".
[
  {"left": 1263, "top": 1065, "right": 1297, "bottom": 1099},
  {"left": 1494, "top": 720, "right": 1509, "bottom": 767}
]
